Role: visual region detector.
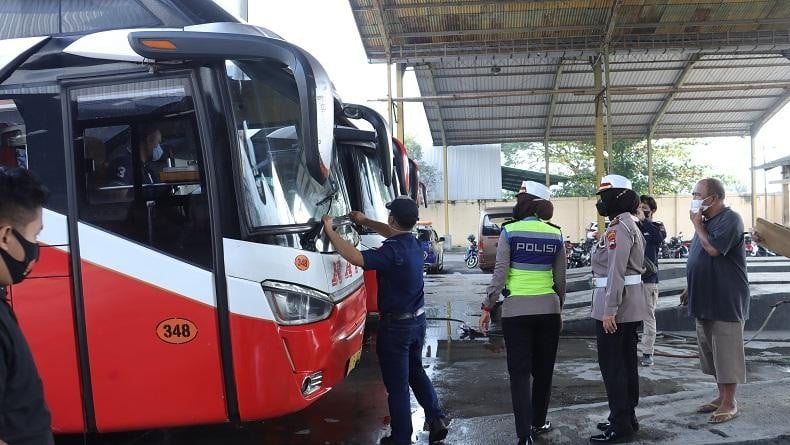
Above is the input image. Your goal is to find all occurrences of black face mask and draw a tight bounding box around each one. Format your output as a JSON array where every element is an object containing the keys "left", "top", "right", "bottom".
[
  {"left": 595, "top": 200, "right": 608, "bottom": 217},
  {"left": 643, "top": 210, "right": 651, "bottom": 219},
  {"left": 0, "top": 229, "right": 39, "bottom": 284}
]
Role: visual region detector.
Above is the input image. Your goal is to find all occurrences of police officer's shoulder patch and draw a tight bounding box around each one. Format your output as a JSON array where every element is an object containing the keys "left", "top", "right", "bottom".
[
  {"left": 609, "top": 216, "right": 620, "bottom": 227},
  {"left": 606, "top": 229, "right": 617, "bottom": 250}
]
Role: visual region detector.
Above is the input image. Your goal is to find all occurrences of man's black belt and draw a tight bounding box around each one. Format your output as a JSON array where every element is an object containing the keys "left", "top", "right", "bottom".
[{"left": 380, "top": 307, "right": 425, "bottom": 321}]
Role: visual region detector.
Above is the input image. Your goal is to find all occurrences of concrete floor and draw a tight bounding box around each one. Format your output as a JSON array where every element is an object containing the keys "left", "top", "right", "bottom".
[{"left": 56, "top": 254, "right": 790, "bottom": 445}]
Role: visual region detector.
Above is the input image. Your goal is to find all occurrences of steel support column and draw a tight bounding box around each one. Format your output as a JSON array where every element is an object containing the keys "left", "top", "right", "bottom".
[
  {"left": 386, "top": 62, "right": 394, "bottom": 131},
  {"left": 443, "top": 144, "right": 449, "bottom": 235},
  {"left": 544, "top": 140, "right": 550, "bottom": 187},
  {"left": 604, "top": 51, "right": 614, "bottom": 173},
  {"left": 783, "top": 166, "right": 790, "bottom": 226},
  {"left": 647, "top": 134, "right": 654, "bottom": 195},
  {"left": 395, "top": 63, "right": 405, "bottom": 141},
  {"left": 239, "top": 0, "right": 248, "bottom": 21},
  {"left": 751, "top": 135, "right": 758, "bottom": 228},
  {"left": 594, "top": 57, "right": 605, "bottom": 235}
]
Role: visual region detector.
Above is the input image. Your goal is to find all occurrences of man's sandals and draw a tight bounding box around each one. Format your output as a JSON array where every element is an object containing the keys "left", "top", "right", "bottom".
[
  {"left": 708, "top": 403, "right": 739, "bottom": 424},
  {"left": 696, "top": 402, "right": 720, "bottom": 413}
]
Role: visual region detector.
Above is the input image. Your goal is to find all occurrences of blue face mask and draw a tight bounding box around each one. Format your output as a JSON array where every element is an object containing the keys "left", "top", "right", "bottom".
[{"left": 152, "top": 144, "right": 164, "bottom": 162}]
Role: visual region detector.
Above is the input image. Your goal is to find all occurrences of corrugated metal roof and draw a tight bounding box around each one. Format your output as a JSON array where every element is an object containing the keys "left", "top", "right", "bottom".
[{"left": 351, "top": 0, "right": 790, "bottom": 145}]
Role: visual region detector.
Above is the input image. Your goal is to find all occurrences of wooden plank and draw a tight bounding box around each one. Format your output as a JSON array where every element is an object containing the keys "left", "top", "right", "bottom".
[{"left": 755, "top": 218, "right": 790, "bottom": 258}]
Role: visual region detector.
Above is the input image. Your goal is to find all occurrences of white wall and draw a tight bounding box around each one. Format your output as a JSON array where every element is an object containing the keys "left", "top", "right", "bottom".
[{"left": 423, "top": 145, "right": 502, "bottom": 201}]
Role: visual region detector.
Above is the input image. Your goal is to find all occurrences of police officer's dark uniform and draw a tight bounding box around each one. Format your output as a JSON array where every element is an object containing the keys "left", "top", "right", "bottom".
[
  {"left": 361, "top": 197, "right": 448, "bottom": 445},
  {"left": 590, "top": 175, "right": 646, "bottom": 443}
]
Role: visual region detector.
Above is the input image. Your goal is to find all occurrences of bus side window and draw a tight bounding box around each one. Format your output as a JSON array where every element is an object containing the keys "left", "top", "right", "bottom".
[
  {"left": 0, "top": 101, "right": 28, "bottom": 169},
  {"left": 72, "top": 79, "right": 213, "bottom": 269},
  {"left": 83, "top": 125, "right": 133, "bottom": 204}
]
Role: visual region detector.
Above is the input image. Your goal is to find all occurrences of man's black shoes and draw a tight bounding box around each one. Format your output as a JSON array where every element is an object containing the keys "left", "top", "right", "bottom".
[
  {"left": 596, "top": 421, "right": 639, "bottom": 432},
  {"left": 517, "top": 436, "right": 534, "bottom": 445},
  {"left": 427, "top": 417, "right": 449, "bottom": 443},
  {"left": 379, "top": 436, "right": 405, "bottom": 445},
  {"left": 532, "top": 421, "right": 553, "bottom": 436},
  {"left": 590, "top": 430, "right": 634, "bottom": 443}
]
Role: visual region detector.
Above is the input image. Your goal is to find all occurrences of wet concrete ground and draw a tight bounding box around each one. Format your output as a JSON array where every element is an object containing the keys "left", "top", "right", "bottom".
[{"left": 56, "top": 254, "right": 790, "bottom": 444}]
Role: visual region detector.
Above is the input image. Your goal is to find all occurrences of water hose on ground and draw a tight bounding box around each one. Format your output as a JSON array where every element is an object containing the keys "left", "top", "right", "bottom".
[{"left": 449, "top": 300, "right": 790, "bottom": 358}]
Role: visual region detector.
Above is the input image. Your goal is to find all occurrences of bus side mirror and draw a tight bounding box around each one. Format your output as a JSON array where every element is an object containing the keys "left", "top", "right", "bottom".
[{"left": 342, "top": 104, "right": 393, "bottom": 187}]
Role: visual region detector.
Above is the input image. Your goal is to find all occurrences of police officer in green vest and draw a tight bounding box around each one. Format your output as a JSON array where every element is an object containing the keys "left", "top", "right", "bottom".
[{"left": 479, "top": 181, "right": 567, "bottom": 445}]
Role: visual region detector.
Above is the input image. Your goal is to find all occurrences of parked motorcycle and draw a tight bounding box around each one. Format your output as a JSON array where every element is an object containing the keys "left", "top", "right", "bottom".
[
  {"left": 744, "top": 232, "right": 757, "bottom": 256},
  {"left": 658, "top": 241, "right": 671, "bottom": 259},
  {"left": 666, "top": 233, "right": 689, "bottom": 258},
  {"left": 756, "top": 245, "right": 777, "bottom": 257},
  {"left": 465, "top": 234, "right": 479, "bottom": 269},
  {"left": 567, "top": 239, "right": 591, "bottom": 269}
]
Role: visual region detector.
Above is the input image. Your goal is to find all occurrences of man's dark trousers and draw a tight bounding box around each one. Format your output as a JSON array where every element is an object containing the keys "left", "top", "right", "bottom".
[
  {"left": 596, "top": 320, "right": 641, "bottom": 434},
  {"left": 377, "top": 314, "right": 444, "bottom": 445}
]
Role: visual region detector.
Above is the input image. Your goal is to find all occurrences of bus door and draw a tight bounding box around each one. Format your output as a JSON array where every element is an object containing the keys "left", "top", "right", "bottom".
[
  {"left": 0, "top": 94, "right": 85, "bottom": 432},
  {"left": 65, "top": 74, "right": 227, "bottom": 431}
]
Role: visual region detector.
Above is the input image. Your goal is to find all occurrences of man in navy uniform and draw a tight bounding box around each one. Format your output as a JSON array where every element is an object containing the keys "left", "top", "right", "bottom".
[{"left": 323, "top": 196, "right": 449, "bottom": 445}]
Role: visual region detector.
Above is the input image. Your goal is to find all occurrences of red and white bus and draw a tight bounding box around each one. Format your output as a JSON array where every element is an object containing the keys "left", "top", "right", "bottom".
[
  {"left": 335, "top": 104, "right": 397, "bottom": 314},
  {"left": 392, "top": 137, "right": 427, "bottom": 207},
  {"left": 333, "top": 105, "right": 429, "bottom": 313},
  {"left": 0, "top": 0, "right": 365, "bottom": 434}
]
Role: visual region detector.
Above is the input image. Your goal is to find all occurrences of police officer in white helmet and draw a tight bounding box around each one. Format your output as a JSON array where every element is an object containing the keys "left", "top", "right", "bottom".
[{"left": 589, "top": 175, "right": 647, "bottom": 443}]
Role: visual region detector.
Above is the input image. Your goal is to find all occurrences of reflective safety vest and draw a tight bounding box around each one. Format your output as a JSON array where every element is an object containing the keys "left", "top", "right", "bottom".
[{"left": 504, "top": 217, "right": 563, "bottom": 297}]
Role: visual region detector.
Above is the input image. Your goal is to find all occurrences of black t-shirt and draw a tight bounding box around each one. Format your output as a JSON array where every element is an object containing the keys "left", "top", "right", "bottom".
[
  {"left": 638, "top": 220, "right": 666, "bottom": 283},
  {"left": 686, "top": 208, "right": 750, "bottom": 322},
  {"left": 0, "top": 288, "right": 54, "bottom": 445},
  {"left": 361, "top": 233, "right": 425, "bottom": 315}
]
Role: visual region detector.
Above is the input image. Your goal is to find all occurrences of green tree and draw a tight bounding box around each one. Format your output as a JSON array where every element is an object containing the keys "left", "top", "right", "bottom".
[
  {"left": 403, "top": 135, "right": 441, "bottom": 196},
  {"left": 501, "top": 139, "right": 712, "bottom": 197}
]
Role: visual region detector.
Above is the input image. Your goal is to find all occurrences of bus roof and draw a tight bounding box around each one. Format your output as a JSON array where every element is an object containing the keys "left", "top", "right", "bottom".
[{"left": 0, "top": 0, "right": 236, "bottom": 41}]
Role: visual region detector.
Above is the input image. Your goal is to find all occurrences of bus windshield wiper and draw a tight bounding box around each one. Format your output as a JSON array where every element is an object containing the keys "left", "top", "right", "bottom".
[
  {"left": 315, "top": 179, "right": 339, "bottom": 209},
  {"left": 300, "top": 215, "right": 353, "bottom": 252},
  {"left": 314, "top": 191, "right": 336, "bottom": 209}
]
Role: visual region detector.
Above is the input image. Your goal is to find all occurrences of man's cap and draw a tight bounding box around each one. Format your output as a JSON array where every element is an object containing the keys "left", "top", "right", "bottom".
[
  {"left": 597, "top": 174, "right": 632, "bottom": 194},
  {"left": 518, "top": 180, "right": 551, "bottom": 200},
  {"left": 386, "top": 195, "right": 419, "bottom": 221}
]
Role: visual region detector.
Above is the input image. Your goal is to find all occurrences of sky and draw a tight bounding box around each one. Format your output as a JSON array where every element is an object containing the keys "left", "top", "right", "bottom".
[{"left": 213, "top": 0, "right": 789, "bottom": 194}]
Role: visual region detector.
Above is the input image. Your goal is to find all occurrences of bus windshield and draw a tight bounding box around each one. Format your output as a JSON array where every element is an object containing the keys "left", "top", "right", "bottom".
[
  {"left": 356, "top": 149, "right": 393, "bottom": 225},
  {"left": 225, "top": 60, "right": 350, "bottom": 230}
]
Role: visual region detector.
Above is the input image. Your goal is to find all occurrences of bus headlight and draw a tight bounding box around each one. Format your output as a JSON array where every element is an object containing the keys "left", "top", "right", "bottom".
[{"left": 262, "top": 281, "right": 333, "bottom": 325}]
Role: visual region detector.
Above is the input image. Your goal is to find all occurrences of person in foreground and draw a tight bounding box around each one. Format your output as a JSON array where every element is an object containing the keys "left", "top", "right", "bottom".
[
  {"left": 322, "top": 196, "right": 449, "bottom": 445},
  {"left": 479, "top": 181, "right": 566, "bottom": 445},
  {"left": 590, "top": 174, "right": 646, "bottom": 444},
  {"left": 680, "top": 178, "right": 749, "bottom": 424},
  {"left": 0, "top": 167, "right": 54, "bottom": 445}
]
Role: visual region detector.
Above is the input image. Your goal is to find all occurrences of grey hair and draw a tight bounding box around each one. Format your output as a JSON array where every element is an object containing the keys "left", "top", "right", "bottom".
[{"left": 700, "top": 178, "right": 726, "bottom": 200}]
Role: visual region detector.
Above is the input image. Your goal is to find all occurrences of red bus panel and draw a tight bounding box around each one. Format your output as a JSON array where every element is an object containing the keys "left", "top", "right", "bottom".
[
  {"left": 231, "top": 285, "right": 366, "bottom": 420},
  {"left": 363, "top": 270, "right": 378, "bottom": 312},
  {"left": 80, "top": 261, "right": 227, "bottom": 431},
  {"left": 13, "top": 269, "right": 85, "bottom": 433}
]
